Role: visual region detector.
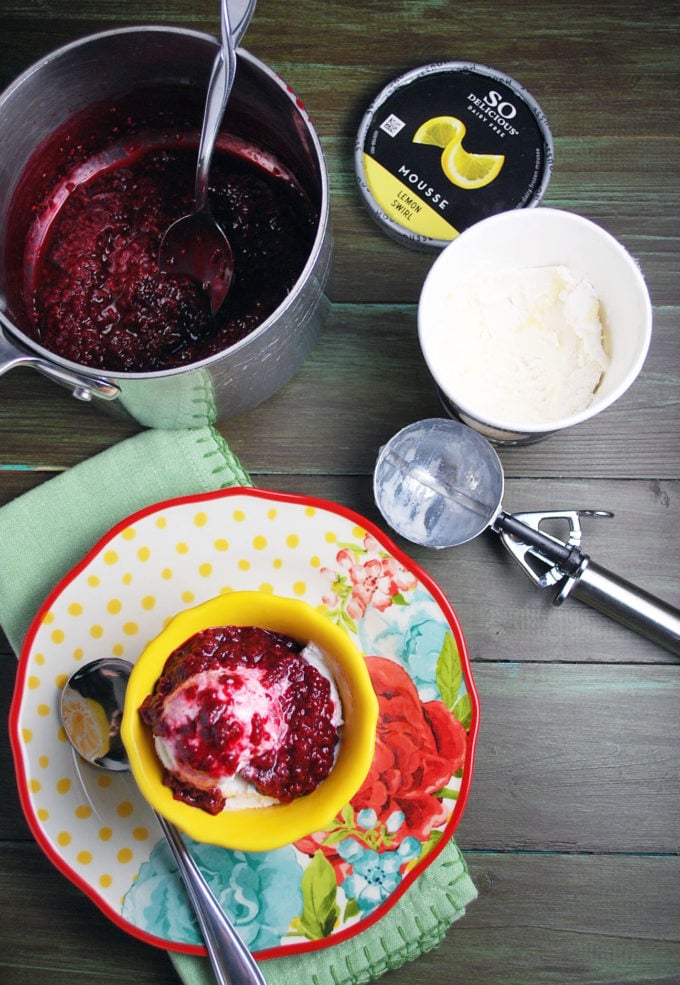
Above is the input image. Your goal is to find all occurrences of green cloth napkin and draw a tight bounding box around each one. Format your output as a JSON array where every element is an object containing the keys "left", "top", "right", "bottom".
[
  {"left": 0, "top": 426, "right": 477, "bottom": 985},
  {"left": 0, "top": 427, "right": 251, "bottom": 654}
]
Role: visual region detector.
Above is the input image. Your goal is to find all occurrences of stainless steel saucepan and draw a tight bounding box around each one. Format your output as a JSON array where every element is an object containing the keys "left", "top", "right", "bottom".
[{"left": 0, "top": 25, "right": 331, "bottom": 428}]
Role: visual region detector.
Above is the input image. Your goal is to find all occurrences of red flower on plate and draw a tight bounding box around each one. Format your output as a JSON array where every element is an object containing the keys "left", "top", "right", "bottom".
[
  {"left": 352, "top": 655, "right": 467, "bottom": 844},
  {"left": 296, "top": 654, "right": 468, "bottom": 867}
]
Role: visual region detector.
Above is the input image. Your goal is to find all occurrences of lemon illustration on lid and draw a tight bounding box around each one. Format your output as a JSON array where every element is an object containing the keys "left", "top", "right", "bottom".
[
  {"left": 413, "top": 115, "right": 465, "bottom": 148},
  {"left": 414, "top": 114, "right": 505, "bottom": 190},
  {"left": 61, "top": 692, "right": 111, "bottom": 761},
  {"left": 441, "top": 141, "right": 505, "bottom": 190}
]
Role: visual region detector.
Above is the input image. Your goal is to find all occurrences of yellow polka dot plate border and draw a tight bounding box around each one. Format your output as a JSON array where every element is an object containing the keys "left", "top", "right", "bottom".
[{"left": 10, "top": 487, "right": 479, "bottom": 959}]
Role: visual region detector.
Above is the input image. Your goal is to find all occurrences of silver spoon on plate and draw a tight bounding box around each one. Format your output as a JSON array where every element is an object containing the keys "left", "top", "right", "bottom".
[{"left": 60, "top": 657, "right": 266, "bottom": 985}]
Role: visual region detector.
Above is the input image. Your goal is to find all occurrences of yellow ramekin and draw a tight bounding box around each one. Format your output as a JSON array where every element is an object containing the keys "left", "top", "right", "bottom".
[{"left": 121, "top": 591, "right": 378, "bottom": 851}]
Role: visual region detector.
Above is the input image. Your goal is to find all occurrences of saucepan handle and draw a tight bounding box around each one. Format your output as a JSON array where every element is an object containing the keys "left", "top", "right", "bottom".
[{"left": 0, "top": 312, "right": 119, "bottom": 402}]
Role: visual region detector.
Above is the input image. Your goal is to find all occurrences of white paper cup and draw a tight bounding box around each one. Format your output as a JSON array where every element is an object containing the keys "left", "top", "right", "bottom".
[{"left": 417, "top": 207, "right": 652, "bottom": 444}]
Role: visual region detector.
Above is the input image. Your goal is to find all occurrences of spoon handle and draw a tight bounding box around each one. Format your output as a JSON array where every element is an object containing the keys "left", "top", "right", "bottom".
[
  {"left": 156, "top": 813, "right": 266, "bottom": 985},
  {"left": 194, "top": 0, "right": 237, "bottom": 210}
]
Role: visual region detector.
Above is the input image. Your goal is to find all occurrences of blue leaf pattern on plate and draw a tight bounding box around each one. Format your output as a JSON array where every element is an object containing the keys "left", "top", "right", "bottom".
[
  {"left": 356, "top": 586, "right": 449, "bottom": 700},
  {"left": 122, "top": 839, "right": 304, "bottom": 948}
]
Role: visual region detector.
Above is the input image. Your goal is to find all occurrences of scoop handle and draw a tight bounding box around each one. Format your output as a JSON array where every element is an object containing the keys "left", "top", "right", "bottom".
[
  {"left": 562, "top": 559, "right": 680, "bottom": 656},
  {"left": 157, "top": 814, "right": 266, "bottom": 985}
]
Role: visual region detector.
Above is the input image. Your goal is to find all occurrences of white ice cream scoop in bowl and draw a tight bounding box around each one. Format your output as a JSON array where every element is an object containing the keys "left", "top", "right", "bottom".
[{"left": 417, "top": 207, "right": 652, "bottom": 444}]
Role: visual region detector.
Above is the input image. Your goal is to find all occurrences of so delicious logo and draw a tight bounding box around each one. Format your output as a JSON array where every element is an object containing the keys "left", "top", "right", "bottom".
[{"left": 467, "top": 88, "right": 521, "bottom": 136}]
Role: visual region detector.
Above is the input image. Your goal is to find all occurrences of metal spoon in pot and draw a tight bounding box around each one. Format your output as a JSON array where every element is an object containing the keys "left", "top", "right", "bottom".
[
  {"left": 60, "top": 658, "right": 266, "bottom": 985},
  {"left": 158, "top": 0, "right": 238, "bottom": 314}
]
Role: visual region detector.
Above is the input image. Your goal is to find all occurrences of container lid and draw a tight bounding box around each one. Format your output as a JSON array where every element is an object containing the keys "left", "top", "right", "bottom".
[{"left": 355, "top": 62, "right": 553, "bottom": 251}]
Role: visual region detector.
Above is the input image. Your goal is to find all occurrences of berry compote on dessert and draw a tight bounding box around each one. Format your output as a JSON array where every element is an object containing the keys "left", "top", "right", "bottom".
[
  {"left": 139, "top": 625, "right": 343, "bottom": 815},
  {"left": 9, "top": 86, "right": 318, "bottom": 373}
]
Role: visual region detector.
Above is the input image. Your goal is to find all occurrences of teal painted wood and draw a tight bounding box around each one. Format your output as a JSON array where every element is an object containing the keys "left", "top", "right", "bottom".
[
  {"left": 1, "top": 305, "right": 679, "bottom": 478},
  {"left": 0, "top": 841, "right": 678, "bottom": 984}
]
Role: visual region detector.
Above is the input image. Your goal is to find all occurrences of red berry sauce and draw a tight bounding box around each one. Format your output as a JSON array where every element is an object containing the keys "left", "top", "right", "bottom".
[
  {"left": 139, "top": 626, "right": 341, "bottom": 815},
  {"left": 7, "top": 86, "right": 318, "bottom": 373}
]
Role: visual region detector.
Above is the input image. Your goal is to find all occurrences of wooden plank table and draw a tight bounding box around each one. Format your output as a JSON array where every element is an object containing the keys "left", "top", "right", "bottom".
[{"left": 1, "top": 1, "right": 679, "bottom": 982}]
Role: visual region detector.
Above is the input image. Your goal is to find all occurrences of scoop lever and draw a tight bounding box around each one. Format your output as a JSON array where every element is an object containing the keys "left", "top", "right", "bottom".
[{"left": 498, "top": 508, "right": 680, "bottom": 656}]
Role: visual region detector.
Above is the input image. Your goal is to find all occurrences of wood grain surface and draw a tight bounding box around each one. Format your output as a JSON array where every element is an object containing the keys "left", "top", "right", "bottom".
[{"left": 1, "top": 1, "right": 679, "bottom": 983}]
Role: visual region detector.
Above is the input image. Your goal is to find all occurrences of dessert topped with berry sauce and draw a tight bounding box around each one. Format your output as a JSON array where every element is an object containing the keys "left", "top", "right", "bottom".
[{"left": 139, "top": 624, "right": 343, "bottom": 815}]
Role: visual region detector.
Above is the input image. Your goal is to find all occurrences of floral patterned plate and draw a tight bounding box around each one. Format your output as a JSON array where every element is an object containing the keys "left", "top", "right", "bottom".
[{"left": 10, "top": 487, "right": 479, "bottom": 958}]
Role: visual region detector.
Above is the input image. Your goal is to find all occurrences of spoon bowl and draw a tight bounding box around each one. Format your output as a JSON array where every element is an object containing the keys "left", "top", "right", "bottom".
[
  {"left": 60, "top": 657, "right": 266, "bottom": 985},
  {"left": 160, "top": 211, "right": 235, "bottom": 316},
  {"left": 60, "top": 657, "right": 131, "bottom": 771}
]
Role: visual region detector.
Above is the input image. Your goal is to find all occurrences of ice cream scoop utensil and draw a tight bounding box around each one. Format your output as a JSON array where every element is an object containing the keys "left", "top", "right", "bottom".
[
  {"left": 158, "top": 0, "right": 238, "bottom": 314},
  {"left": 373, "top": 418, "right": 680, "bottom": 656},
  {"left": 60, "top": 658, "right": 267, "bottom": 985}
]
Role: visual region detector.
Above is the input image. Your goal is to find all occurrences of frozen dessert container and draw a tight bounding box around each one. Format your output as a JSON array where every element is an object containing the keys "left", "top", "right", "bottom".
[
  {"left": 0, "top": 27, "right": 332, "bottom": 428},
  {"left": 417, "top": 207, "right": 652, "bottom": 444}
]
